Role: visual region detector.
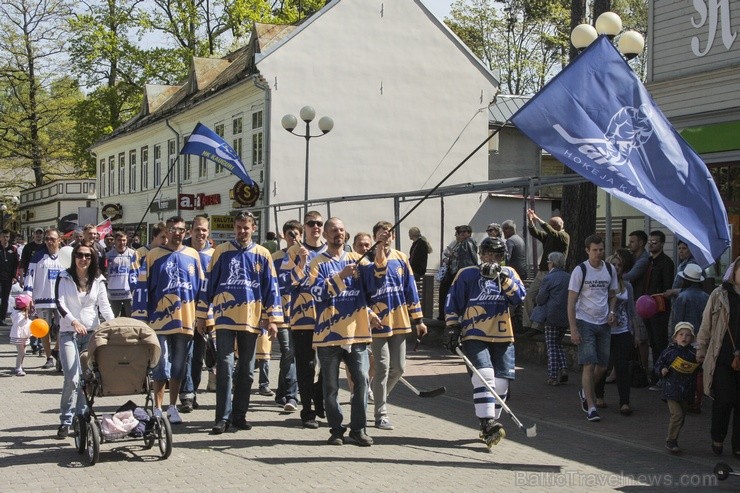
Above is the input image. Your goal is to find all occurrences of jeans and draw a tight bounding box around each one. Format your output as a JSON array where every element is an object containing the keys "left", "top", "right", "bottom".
[
  {"left": 180, "top": 330, "right": 207, "bottom": 400},
  {"left": 595, "top": 331, "right": 633, "bottom": 406},
  {"left": 215, "top": 330, "right": 257, "bottom": 423},
  {"left": 109, "top": 299, "right": 132, "bottom": 317},
  {"left": 317, "top": 344, "right": 369, "bottom": 433},
  {"left": 462, "top": 339, "right": 516, "bottom": 379},
  {"left": 371, "top": 334, "right": 406, "bottom": 420},
  {"left": 275, "top": 328, "right": 297, "bottom": 403},
  {"left": 59, "top": 331, "right": 93, "bottom": 426},
  {"left": 576, "top": 320, "right": 611, "bottom": 366},
  {"left": 645, "top": 313, "right": 669, "bottom": 369},
  {"left": 258, "top": 359, "right": 270, "bottom": 389},
  {"left": 152, "top": 333, "right": 192, "bottom": 382},
  {"left": 293, "top": 330, "right": 323, "bottom": 420}
]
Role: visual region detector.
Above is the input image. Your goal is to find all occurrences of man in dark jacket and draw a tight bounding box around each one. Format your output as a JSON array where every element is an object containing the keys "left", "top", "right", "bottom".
[
  {"left": 0, "top": 229, "right": 19, "bottom": 325},
  {"left": 535, "top": 252, "right": 571, "bottom": 385}
]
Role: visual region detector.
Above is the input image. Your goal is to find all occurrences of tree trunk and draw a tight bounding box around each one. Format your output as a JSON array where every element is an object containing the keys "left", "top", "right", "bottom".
[{"left": 561, "top": 0, "right": 610, "bottom": 269}]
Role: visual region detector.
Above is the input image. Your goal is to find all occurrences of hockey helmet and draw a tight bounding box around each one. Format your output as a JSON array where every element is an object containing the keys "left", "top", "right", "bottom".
[{"left": 479, "top": 237, "right": 506, "bottom": 256}]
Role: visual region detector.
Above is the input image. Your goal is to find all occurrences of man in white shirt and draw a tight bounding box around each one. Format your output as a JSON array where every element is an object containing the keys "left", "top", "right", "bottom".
[{"left": 105, "top": 231, "right": 136, "bottom": 316}]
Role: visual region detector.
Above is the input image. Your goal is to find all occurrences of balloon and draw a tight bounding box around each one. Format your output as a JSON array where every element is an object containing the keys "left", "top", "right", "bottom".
[
  {"left": 636, "top": 295, "right": 657, "bottom": 319},
  {"left": 30, "top": 319, "right": 50, "bottom": 338},
  {"left": 58, "top": 246, "right": 73, "bottom": 269}
]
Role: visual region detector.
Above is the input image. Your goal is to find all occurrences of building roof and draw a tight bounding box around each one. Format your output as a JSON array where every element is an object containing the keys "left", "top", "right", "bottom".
[{"left": 488, "top": 95, "right": 530, "bottom": 126}]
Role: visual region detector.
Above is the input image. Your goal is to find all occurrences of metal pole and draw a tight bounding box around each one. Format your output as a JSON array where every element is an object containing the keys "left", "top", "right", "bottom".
[
  {"left": 605, "top": 193, "right": 612, "bottom": 257},
  {"left": 304, "top": 121, "right": 311, "bottom": 218},
  {"left": 393, "top": 196, "right": 401, "bottom": 250}
]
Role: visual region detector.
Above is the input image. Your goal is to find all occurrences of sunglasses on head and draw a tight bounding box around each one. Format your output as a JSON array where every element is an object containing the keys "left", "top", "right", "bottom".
[
  {"left": 74, "top": 252, "right": 93, "bottom": 259},
  {"left": 306, "top": 220, "right": 323, "bottom": 228}
]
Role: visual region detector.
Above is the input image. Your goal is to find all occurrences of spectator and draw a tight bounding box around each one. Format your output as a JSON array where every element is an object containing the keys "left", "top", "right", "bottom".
[
  {"left": 665, "top": 241, "right": 699, "bottom": 298},
  {"left": 0, "top": 229, "right": 20, "bottom": 325},
  {"left": 262, "top": 231, "right": 279, "bottom": 254},
  {"left": 408, "top": 227, "right": 431, "bottom": 278},
  {"left": 502, "top": 219, "right": 526, "bottom": 336},
  {"left": 437, "top": 225, "right": 478, "bottom": 321},
  {"left": 105, "top": 231, "right": 136, "bottom": 317},
  {"left": 697, "top": 257, "right": 740, "bottom": 457},
  {"left": 19, "top": 227, "right": 45, "bottom": 355},
  {"left": 623, "top": 230, "right": 650, "bottom": 378},
  {"left": 536, "top": 251, "right": 570, "bottom": 386},
  {"left": 485, "top": 223, "right": 503, "bottom": 241}
]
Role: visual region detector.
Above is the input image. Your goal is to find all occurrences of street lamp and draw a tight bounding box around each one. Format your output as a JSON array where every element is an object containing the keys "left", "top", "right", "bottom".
[
  {"left": 570, "top": 12, "right": 645, "bottom": 257},
  {"left": 281, "top": 106, "right": 334, "bottom": 216}
]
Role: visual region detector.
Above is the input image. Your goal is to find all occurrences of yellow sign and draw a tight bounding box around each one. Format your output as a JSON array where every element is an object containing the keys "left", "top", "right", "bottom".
[{"left": 211, "top": 215, "right": 234, "bottom": 230}]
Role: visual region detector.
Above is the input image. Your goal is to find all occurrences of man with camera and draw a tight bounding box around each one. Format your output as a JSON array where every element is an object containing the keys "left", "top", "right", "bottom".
[{"left": 443, "top": 237, "right": 525, "bottom": 447}]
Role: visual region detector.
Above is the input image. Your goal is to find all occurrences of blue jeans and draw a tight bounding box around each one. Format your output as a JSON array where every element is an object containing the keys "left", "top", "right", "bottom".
[
  {"left": 180, "top": 330, "right": 207, "bottom": 400},
  {"left": 576, "top": 320, "right": 611, "bottom": 366},
  {"left": 215, "top": 330, "right": 257, "bottom": 423},
  {"left": 59, "top": 331, "right": 93, "bottom": 426},
  {"left": 317, "top": 344, "right": 369, "bottom": 433},
  {"left": 275, "top": 328, "right": 297, "bottom": 403},
  {"left": 152, "top": 333, "right": 192, "bottom": 381}
]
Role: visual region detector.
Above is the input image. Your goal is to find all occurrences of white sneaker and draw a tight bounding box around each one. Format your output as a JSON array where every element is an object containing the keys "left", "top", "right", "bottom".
[
  {"left": 207, "top": 371, "right": 217, "bottom": 392},
  {"left": 368, "top": 389, "right": 374, "bottom": 402},
  {"left": 283, "top": 399, "right": 298, "bottom": 412},
  {"left": 167, "top": 405, "right": 182, "bottom": 424}
]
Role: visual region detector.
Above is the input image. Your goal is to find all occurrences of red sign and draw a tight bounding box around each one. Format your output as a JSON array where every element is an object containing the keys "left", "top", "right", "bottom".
[{"left": 179, "top": 193, "right": 222, "bottom": 210}]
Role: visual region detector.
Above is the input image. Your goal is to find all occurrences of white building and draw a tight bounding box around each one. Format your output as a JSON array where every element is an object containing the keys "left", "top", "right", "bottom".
[{"left": 90, "top": 0, "right": 498, "bottom": 256}]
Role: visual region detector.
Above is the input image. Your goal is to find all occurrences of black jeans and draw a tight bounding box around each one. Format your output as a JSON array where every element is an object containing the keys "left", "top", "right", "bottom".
[
  {"left": 711, "top": 362, "right": 740, "bottom": 451},
  {"left": 293, "top": 330, "right": 323, "bottom": 420},
  {"left": 275, "top": 327, "right": 298, "bottom": 403},
  {"left": 0, "top": 278, "right": 12, "bottom": 321},
  {"left": 644, "top": 313, "right": 669, "bottom": 370},
  {"left": 595, "top": 331, "right": 632, "bottom": 406}
]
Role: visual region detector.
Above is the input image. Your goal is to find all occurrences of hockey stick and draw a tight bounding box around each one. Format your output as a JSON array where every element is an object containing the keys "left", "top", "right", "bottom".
[
  {"left": 399, "top": 377, "right": 446, "bottom": 398},
  {"left": 455, "top": 347, "right": 537, "bottom": 438}
]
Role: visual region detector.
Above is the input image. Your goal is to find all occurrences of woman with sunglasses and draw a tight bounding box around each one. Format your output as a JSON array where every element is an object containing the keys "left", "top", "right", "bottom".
[{"left": 53, "top": 241, "right": 115, "bottom": 439}]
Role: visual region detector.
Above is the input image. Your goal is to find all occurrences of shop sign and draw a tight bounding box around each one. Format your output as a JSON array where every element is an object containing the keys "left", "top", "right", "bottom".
[
  {"left": 179, "top": 193, "right": 222, "bottom": 210},
  {"left": 101, "top": 203, "right": 123, "bottom": 221}
]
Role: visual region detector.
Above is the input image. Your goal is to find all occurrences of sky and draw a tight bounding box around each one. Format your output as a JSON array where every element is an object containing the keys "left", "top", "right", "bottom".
[{"left": 422, "top": 0, "right": 453, "bottom": 20}]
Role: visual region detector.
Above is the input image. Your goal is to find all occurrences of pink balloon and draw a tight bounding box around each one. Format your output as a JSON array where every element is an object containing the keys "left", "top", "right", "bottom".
[{"left": 636, "top": 295, "right": 657, "bottom": 319}]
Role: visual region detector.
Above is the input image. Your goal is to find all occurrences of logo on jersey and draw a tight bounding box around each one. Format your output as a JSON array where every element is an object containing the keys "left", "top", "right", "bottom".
[
  {"left": 164, "top": 260, "right": 193, "bottom": 291},
  {"left": 223, "top": 257, "right": 259, "bottom": 288}
]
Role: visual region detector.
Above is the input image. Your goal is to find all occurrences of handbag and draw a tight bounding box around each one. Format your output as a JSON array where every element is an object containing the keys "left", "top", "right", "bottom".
[
  {"left": 435, "top": 262, "right": 448, "bottom": 282},
  {"left": 727, "top": 327, "right": 740, "bottom": 372}
]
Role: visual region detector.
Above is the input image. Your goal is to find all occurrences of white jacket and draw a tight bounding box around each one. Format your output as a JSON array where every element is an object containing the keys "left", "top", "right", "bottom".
[{"left": 55, "top": 271, "right": 115, "bottom": 333}]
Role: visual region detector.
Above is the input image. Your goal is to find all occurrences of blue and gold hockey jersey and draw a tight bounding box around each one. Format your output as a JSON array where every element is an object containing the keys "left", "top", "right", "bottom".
[
  {"left": 366, "top": 249, "right": 423, "bottom": 337},
  {"left": 445, "top": 265, "right": 525, "bottom": 343},
  {"left": 280, "top": 242, "right": 327, "bottom": 331},
  {"left": 307, "top": 251, "right": 376, "bottom": 348},
  {"left": 195, "top": 245, "right": 215, "bottom": 327},
  {"left": 272, "top": 248, "right": 291, "bottom": 329},
  {"left": 197, "top": 240, "right": 283, "bottom": 333},
  {"left": 132, "top": 245, "right": 204, "bottom": 335}
]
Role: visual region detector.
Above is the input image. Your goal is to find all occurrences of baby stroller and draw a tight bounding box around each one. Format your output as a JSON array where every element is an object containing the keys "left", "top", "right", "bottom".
[{"left": 72, "top": 318, "right": 171, "bottom": 465}]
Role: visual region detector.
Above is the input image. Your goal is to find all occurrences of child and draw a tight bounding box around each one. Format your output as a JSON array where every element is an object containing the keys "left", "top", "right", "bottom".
[
  {"left": 9, "top": 294, "right": 33, "bottom": 376},
  {"left": 654, "top": 321, "right": 700, "bottom": 453}
]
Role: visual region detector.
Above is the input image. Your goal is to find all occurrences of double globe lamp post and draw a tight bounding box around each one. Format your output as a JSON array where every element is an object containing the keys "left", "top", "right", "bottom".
[{"left": 281, "top": 106, "right": 334, "bottom": 217}]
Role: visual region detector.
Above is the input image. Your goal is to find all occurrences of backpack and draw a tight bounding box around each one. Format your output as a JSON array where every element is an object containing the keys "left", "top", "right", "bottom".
[{"left": 577, "top": 260, "right": 614, "bottom": 294}]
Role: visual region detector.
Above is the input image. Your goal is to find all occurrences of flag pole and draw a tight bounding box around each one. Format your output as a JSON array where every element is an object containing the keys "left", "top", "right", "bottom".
[{"left": 131, "top": 155, "right": 182, "bottom": 243}]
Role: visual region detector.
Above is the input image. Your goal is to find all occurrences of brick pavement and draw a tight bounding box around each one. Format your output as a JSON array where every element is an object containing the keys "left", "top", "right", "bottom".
[{"left": 1, "top": 323, "right": 737, "bottom": 492}]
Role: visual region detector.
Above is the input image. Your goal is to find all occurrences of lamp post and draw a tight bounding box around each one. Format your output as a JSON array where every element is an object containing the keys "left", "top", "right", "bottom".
[
  {"left": 281, "top": 106, "right": 334, "bottom": 216},
  {"left": 570, "top": 12, "right": 644, "bottom": 257}
]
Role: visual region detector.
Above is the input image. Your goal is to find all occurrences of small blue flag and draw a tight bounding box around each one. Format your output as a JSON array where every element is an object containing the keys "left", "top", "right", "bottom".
[
  {"left": 510, "top": 36, "right": 729, "bottom": 268},
  {"left": 180, "top": 122, "right": 254, "bottom": 187}
]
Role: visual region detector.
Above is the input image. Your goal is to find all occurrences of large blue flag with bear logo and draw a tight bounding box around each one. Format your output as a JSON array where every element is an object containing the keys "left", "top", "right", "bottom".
[
  {"left": 510, "top": 36, "right": 729, "bottom": 267},
  {"left": 181, "top": 122, "right": 254, "bottom": 187}
]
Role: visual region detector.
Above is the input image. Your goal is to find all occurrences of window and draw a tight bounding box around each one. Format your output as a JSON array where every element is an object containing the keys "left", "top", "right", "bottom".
[
  {"left": 233, "top": 116, "right": 243, "bottom": 135},
  {"left": 167, "top": 139, "right": 176, "bottom": 186},
  {"left": 198, "top": 156, "right": 207, "bottom": 179},
  {"left": 214, "top": 123, "right": 225, "bottom": 174},
  {"left": 108, "top": 156, "right": 115, "bottom": 196},
  {"left": 118, "top": 152, "right": 125, "bottom": 194},
  {"left": 129, "top": 149, "right": 137, "bottom": 192},
  {"left": 233, "top": 137, "right": 243, "bottom": 160},
  {"left": 100, "top": 159, "right": 106, "bottom": 198},
  {"left": 141, "top": 146, "right": 149, "bottom": 190},
  {"left": 182, "top": 135, "right": 191, "bottom": 182},
  {"left": 251, "top": 109, "right": 264, "bottom": 168},
  {"left": 154, "top": 144, "right": 162, "bottom": 187}
]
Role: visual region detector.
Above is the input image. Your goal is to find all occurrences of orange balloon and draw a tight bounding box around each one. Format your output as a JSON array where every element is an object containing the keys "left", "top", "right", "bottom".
[{"left": 30, "top": 319, "right": 50, "bottom": 338}]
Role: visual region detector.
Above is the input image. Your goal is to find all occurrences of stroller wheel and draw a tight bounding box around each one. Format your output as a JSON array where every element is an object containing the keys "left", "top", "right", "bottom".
[
  {"left": 84, "top": 420, "right": 100, "bottom": 466},
  {"left": 72, "top": 414, "right": 86, "bottom": 454},
  {"left": 714, "top": 462, "right": 733, "bottom": 481},
  {"left": 156, "top": 416, "right": 173, "bottom": 459}
]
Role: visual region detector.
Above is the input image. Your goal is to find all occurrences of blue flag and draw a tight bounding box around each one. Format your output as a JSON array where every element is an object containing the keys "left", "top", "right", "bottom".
[
  {"left": 510, "top": 36, "right": 729, "bottom": 268},
  {"left": 180, "top": 122, "right": 254, "bottom": 187}
]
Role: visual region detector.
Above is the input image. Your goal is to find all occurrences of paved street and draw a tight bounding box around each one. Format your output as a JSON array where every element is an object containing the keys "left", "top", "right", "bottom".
[{"left": 1, "top": 324, "right": 737, "bottom": 492}]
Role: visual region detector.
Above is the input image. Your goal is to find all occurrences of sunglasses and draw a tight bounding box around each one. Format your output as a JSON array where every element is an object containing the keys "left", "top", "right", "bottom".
[
  {"left": 306, "top": 220, "right": 323, "bottom": 228},
  {"left": 74, "top": 252, "right": 93, "bottom": 259},
  {"left": 44, "top": 237, "right": 59, "bottom": 242},
  {"left": 168, "top": 227, "right": 187, "bottom": 234}
]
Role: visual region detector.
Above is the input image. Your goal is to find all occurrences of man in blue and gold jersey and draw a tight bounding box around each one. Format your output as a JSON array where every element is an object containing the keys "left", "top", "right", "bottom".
[
  {"left": 132, "top": 216, "right": 204, "bottom": 425},
  {"left": 197, "top": 211, "right": 282, "bottom": 435},
  {"left": 129, "top": 221, "right": 167, "bottom": 293},
  {"left": 368, "top": 221, "right": 427, "bottom": 431},
  {"left": 279, "top": 211, "right": 327, "bottom": 429},
  {"left": 309, "top": 217, "right": 383, "bottom": 447},
  {"left": 444, "top": 237, "right": 526, "bottom": 447},
  {"left": 271, "top": 219, "right": 302, "bottom": 412}
]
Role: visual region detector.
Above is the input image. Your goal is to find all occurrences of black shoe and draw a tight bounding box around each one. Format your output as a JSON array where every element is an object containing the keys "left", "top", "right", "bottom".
[
  {"left": 327, "top": 428, "right": 346, "bottom": 445},
  {"left": 316, "top": 409, "right": 326, "bottom": 419},
  {"left": 558, "top": 368, "right": 569, "bottom": 383},
  {"left": 192, "top": 397, "right": 200, "bottom": 409},
  {"left": 211, "top": 420, "right": 229, "bottom": 435},
  {"left": 665, "top": 440, "right": 680, "bottom": 453},
  {"left": 179, "top": 398, "right": 193, "bottom": 414},
  {"left": 56, "top": 425, "right": 70, "bottom": 439},
  {"left": 232, "top": 418, "right": 252, "bottom": 430},
  {"left": 348, "top": 429, "right": 373, "bottom": 447},
  {"left": 712, "top": 442, "right": 723, "bottom": 456},
  {"left": 303, "top": 418, "right": 319, "bottom": 429}
]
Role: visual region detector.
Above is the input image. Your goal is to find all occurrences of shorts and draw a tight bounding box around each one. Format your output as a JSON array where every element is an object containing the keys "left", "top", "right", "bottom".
[
  {"left": 576, "top": 320, "right": 611, "bottom": 366},
  {"left": 152, "top": 333, "right": 192, "bottom": 381},
  {"left": 462, "top": 339, "right": 515, "bottom": 380}
]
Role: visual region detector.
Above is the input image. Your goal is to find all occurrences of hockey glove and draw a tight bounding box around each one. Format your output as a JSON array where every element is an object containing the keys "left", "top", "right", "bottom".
[
  {"left": 480, "top": 262, "right": 502, "bottom": 279},
  {"left": 443, "top": 324, "right": 462, "bottom": 354}
]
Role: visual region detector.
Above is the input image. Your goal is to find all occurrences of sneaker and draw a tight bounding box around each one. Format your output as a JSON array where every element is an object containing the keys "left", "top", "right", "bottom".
[
  {"left": 232, "top": 418, "right": 252, "bottom": 430},
  {"left": 558, "top": 368, "right": 569, "bottom": 383},
  {"left": 192, "top": 397, "right": 200, "bottom": 409},
  {"left": 211, "top": 420, "right": 229, "bottom": 435},
  {"left": 578, "top": 389, "right": 588, "bottom": 413},
  {"left": 586, "top": 409, "right": 601, "bottom": 422},
  {"left": 259, "top": 387, "right": 275, "bottom": 397},
  {"left": 665, "top": 439, "right": 680, "bottom": 453},
  {"left": 56, "top": 425, "right": 70, "bottom": 439},
  {"left": 42, "top": 358, "right": 55, "bottom": 369},
  {"left": 327, "top": 429, "right": 346, "bottom": 445},
  {"left": 283, "top": 399, "right": 298, "bottom": 412},
  {"left": 348, "top": 429, "right": 373, "bottom": 447},
  {"left": 367, "top": 389, "right": 374, "bottom": 402},
  {"left": 153, "top": 408, "right": 163, "bottom": 418},
  {"left": 302, "top": 418, "right": 319, "bottom": 429},
  {"left": 167, "top": 405, "right": 182, "bottom": 424},
  {"left": 375, "top": 417, "right": 394, "bottom": 430},
  {"left": 31, "top": 347, "right": 38, "bottom": 355},
  {"left": 207, "top": 371, "right": 217, "bottom": 392},
  {"left": 179, "top": 398, "right": 194, "bottom": 414},
  {"left": 15, "top": 368, "right": 25, "bottom": 377}
]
